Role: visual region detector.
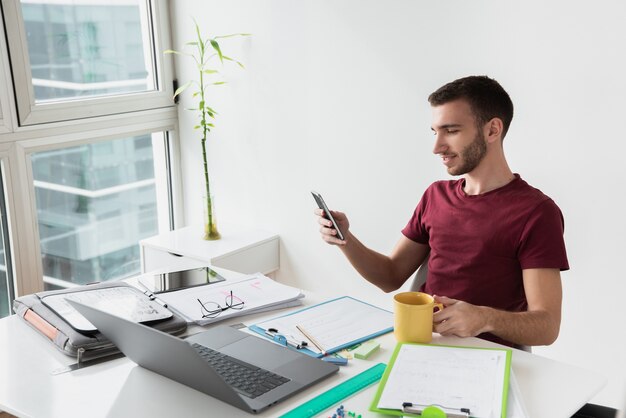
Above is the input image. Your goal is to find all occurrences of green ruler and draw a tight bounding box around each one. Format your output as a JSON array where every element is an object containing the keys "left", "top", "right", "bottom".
[{"left": 279, "top": 362, "right": 387, "bottom": 418}]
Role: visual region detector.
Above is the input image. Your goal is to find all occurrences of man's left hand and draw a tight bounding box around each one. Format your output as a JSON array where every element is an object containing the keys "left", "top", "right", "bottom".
[{"left": 432, "top": 295, "right": 490, "bottom": 338}]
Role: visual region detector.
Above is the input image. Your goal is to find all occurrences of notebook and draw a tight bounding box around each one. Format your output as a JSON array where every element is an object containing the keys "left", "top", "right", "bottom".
[{"left": 68, "top": 300, "right": 339, "bottom": 414}]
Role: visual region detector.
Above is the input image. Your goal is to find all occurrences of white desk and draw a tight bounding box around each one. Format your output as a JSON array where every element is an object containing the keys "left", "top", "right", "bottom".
[
  {"left": 0, "top": 275, "right": 607, "bottom": 418},
  {"left": 139, "top": 224, "right": 279, "bottom": 275}
]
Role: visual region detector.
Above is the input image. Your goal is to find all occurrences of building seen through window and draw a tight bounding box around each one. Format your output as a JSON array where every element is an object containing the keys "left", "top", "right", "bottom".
[
  {"left": 0, "top": 212, "right": 10, "bottom": 318},
  {"left": 21, "top": 0, "right": 154, "bottom": 102},
  {"left": 32, "top": 135, "right": 160, "bottom": 289}
]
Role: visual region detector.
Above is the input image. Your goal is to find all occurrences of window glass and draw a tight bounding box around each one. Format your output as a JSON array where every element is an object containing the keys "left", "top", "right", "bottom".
[
  {"left": 32, "top": 133, "right": 164, "bottom": 289},
  {"left": 0, "top": 168, "right": 14, "bottom": 318},
  {"left": 21, "top": 0, "right": 155, "bottom": 103},
  {"left": 0, "top": 232, "right": 9, "bottom": 318}
]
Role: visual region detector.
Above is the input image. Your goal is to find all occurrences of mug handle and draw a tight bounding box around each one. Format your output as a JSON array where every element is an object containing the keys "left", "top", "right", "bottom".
[{"left": 432, "top": 303, "right": 444, "bottom": 333}]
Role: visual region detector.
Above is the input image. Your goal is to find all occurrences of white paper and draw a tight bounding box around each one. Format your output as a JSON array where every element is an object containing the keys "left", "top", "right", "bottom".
[
  {"left": 377, "top": 344, "right": 508, "bottom": 418},
  {"left": 157, "top": 273, "right": 304, "bottom": 325},
  {"left": 254, "top": 297, "right": 393, "bottom": 354}
]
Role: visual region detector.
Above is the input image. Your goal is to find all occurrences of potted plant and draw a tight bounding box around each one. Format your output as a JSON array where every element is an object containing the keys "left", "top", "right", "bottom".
[{"left": 165, "top": 21, "right": 249, "bottom": 240}]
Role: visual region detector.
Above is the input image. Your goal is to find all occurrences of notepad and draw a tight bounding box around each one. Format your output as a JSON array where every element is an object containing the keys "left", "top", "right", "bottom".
[{"left": 370, "top": 342, "right": 512, "bottom": 418}]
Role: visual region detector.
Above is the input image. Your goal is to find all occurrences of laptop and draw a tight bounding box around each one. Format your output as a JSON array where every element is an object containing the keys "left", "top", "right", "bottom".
[{"left": 68, "top": 300, "right": 339, "bottom": 414}]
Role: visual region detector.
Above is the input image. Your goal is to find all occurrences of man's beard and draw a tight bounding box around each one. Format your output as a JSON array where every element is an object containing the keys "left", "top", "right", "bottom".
[{"left": 447, "top": 130, "right": 487, "bottom": 176}]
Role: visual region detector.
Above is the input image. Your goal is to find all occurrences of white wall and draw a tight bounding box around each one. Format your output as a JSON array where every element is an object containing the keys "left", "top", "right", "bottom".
[{"left": 170, "top": 0, "right": 626, "bottom": 408}]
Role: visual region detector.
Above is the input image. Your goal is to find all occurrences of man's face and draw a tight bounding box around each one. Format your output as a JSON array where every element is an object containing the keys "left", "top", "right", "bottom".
[{"left": 431, "top": 99, "right": 487, "bottom": 176}]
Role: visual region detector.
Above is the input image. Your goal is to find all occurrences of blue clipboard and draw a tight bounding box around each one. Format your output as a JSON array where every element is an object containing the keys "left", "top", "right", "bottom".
[{"left": 249, "top": 296, "right": 393, "bottom": 358}]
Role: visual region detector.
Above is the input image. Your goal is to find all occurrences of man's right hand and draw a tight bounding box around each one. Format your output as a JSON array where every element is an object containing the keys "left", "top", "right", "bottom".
[{"left": 314, "top": 208, "right": 348, "bottom": 245}]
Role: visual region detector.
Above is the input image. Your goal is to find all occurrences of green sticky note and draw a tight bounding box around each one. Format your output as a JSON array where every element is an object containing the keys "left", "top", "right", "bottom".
[{"left": 354, "top": 340, "right": 380, "bottom": 359}]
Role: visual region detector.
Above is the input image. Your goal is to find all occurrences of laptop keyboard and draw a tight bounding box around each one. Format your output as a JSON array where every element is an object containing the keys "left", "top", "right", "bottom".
[{"left": 191, "top": 343, "right": 291, "bottom": 399}]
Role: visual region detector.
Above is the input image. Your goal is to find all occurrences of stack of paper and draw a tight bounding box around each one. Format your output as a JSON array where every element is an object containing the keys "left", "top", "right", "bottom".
[{"left": 156, "top": 273, "right": 304, "bottom": 325}]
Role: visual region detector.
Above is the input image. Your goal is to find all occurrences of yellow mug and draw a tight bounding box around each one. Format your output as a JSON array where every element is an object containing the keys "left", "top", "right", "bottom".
[{"left": 393, "top": 292, "right": 444, "bottom": 343}]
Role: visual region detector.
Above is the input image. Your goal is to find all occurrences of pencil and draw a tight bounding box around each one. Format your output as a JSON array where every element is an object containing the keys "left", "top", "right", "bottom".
[{"left": 296, "top": 324, "right": 326, "bottom": 355}]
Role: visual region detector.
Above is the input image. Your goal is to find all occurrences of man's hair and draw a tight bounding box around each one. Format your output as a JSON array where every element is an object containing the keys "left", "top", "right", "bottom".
[{"left": 428, "top": 75, "right": 514, "bottom": 139}]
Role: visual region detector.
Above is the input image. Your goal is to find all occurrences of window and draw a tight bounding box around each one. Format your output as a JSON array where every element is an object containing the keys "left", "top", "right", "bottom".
[
  {"left": 2, "top": 0, "right": 173, "bottom": 125},
  {"left": 0, "top": 0, "right": 180, "bottom": 316},
  {"left": 0, "top": 166, "right": 15, "bottom": 317},
  {"left": 32, "top": 133, "right": 167, "bottom": 288},
  {"left": 22, "top": 1, "right": 154, "bottom": 102}
]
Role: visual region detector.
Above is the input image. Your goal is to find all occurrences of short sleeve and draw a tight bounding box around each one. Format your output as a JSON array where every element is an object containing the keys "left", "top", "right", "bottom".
[
  {"left": 401, "top": 189, "right": 430, "bottom": 245},
  {"left": 518, "top": 199, "right": 570, "bottom": 271}
]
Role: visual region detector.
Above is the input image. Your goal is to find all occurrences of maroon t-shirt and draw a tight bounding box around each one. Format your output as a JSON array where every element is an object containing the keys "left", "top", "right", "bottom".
[{"left": 402, "top": 174, "right": 569, "bottom": 347}]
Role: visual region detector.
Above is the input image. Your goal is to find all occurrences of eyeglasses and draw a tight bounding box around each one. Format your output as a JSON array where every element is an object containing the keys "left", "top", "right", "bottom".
[{"left": 197, "top": 291, "right": 245, "bottom": 319}]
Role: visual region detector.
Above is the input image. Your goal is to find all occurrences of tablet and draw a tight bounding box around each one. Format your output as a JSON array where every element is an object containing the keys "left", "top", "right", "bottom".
[
  {"left": 41, "top": 286, "right": 173, "bottom": 333},
  {"left": 139, "top": 266, "right": 226, "bottom": 294}
]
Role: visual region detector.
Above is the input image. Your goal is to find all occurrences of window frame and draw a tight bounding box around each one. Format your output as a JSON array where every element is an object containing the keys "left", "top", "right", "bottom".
[
  {"left": 0, "top": 156, "right": 16, "bottom": 311},
  {"left": 0, "top": 10, "right": 15, "bottom": 134},
  {"left": 9, "top": 114, "right": 179, "bottom": 295},
  {"left": 1, "top": 0, "right": 174, "bottom": 126},
  {"left": 0, "top": 0, "right": 184, "bottom": 298}
]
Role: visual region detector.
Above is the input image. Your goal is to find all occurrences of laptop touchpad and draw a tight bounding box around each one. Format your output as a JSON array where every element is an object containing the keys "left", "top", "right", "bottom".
[{"left": 221, "top": 336, "right": 300, "bottom": 369}]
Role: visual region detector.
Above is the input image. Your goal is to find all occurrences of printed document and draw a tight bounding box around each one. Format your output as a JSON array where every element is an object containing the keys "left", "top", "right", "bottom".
[{"left": 157, "top": 273, "right": 304, "bottom": 325}]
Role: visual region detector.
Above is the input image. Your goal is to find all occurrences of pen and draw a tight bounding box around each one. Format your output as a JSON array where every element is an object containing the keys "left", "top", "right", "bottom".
[
  {"left": 151, "top": 295, "right": 168, "bottom": 309},
  {"left": 137, "top": 280, "right": 168, "bottom": 308},
  {"left": 296, "top": 324, "right": 326, "bottom": 355}
]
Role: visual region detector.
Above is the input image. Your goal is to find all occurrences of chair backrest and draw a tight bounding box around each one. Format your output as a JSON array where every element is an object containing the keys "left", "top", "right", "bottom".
[
  {"left": 618, "top": 381, "right": 626, "bottom": 418},
  {"left": 410, "top": 253, "right": 429, "bottom": 291}
]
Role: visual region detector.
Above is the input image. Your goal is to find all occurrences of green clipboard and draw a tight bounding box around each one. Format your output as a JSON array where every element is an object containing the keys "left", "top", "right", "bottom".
[{"left": 369, "top": 342, "right": 512, "bottom": 418}]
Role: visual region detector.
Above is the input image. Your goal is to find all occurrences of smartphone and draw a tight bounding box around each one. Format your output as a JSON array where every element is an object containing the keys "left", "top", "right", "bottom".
[{"left": 311, "top": 190, "right": 345, "bottom": 240}]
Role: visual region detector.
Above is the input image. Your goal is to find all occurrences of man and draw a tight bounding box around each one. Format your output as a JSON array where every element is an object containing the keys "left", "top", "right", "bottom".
[{"left": 315, "top": 75, "right": 569, "bottom": 348}]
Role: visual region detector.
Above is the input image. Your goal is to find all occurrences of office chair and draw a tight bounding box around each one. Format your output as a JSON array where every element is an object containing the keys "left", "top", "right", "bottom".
[{"left": 409, "top": 253, "right": 429, "bottom": 292}]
